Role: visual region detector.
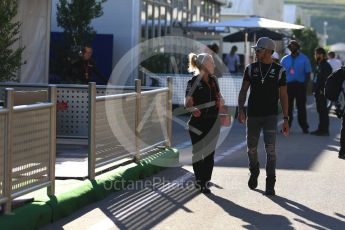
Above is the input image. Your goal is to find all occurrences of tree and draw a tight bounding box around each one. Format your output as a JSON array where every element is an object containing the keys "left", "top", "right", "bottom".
[
  {"left": 57, "top": 0, "right": 106, "bottom": 50},
  {"left": 51, "top": 0, "right": 106, "bottom": 81},
  {"left": 0, "top": 0, "right": 24, "bottom": 82}
]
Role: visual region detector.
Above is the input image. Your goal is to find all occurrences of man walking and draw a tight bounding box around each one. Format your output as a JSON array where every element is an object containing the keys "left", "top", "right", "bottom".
[
  {"left": 324, "top": 67, "right": 345, "bottom": 158},
  {"left": 281, "top": 40, "right": 312, "bottom": 133},
  {"left": 311, "top": 47, "right": 333, "bottom": 136},
  {"left": 238, "top": 37, "right": 289, "bottom": 196},
  {"left": 340, "top": 115, "right": 345, "bottom": 159}
]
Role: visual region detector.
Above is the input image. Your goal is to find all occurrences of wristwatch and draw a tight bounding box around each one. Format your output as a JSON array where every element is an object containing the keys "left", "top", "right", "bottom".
[{"left": 283, "top": 116, "right": 289, "bottom": 121}]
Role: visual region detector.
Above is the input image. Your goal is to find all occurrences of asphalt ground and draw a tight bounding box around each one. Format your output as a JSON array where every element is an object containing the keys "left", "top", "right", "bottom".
[{"left": 42, "top": 100, "right": 345, "bottom": 230}]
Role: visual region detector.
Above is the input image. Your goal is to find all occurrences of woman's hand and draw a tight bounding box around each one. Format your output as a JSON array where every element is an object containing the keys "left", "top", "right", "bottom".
[
  {"left": 217, "top": 93, "right": 225, "bottom": 109},
  {"left": 185, "top": 96, "right": 201, "bottom": 117},
  {"left": 219, "top": 97, "right": 225, "bottom": 107},
  {"left": 192, "top": 108, "right": 201, "bottom": 117}
]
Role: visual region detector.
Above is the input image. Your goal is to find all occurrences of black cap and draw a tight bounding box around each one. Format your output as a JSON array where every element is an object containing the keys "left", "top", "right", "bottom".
[{"left": 287, "top": 40, "right": 300, "bottom": 49}]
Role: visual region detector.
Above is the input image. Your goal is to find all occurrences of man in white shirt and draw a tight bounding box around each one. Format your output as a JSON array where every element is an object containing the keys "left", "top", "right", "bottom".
[{"left": 328, "top": 51, "right": 342, "bottom": 72}]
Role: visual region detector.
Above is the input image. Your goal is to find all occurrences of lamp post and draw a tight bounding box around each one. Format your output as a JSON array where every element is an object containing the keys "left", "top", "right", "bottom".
[{"left": 323, "top": 21, "right": 328, "bottom": 47}]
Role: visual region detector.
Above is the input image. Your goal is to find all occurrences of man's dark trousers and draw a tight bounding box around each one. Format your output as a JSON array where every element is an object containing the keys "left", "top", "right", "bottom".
[
  {"left": 340, "top": 115, "right": 345, "bottom": 154},
  {"left": 287, "top": 82, "right": 309, "bottom": 131},
  {"left": 315, "top": 93, "right": 329, "bottom": 132}
]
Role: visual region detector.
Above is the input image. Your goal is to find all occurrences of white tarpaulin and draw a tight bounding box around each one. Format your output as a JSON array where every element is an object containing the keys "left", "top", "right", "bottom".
[{"left": 16, "top": 0, "right": 51, "bottom": 83}]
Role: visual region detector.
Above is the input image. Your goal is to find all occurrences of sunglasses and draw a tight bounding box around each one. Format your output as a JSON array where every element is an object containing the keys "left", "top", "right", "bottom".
[{"left": 255, "top": 48, "right": 265, "bottom": 52}]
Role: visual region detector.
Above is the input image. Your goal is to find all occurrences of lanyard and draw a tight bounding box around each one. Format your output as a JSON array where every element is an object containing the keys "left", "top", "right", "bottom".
[{"left": 291, "top": 56, "right": 296, "bottom": 68}]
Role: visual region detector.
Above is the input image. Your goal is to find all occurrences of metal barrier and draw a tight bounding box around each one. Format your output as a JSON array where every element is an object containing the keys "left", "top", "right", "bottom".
[
  {"left": 143, "top": 74, "right": 246, "bottom": 106},
  {"left": 56, "top": 85, "right": 128, "bottom": 138},
  {"left": 0, "top": 84, "right": 159, "bottom": 139},
  {"left": 0, "top": 81, "right": 172, "bottom": 211},
  {"left": 88, "top": 79, "right": 173, "bottom": 179},
  {"left": 98, "top": 94, "right": 136, "bottom": 162},
  {"left": 0, "top": 82, "right": 173, "bottom": 181},
  {"left": 140, "top": 88, "right": 169, "bottom": 151},
  {"left": 0, "top": 86, "right": 56, "bottom": 214},
  {"left": 0, "top": 105, "right": 8, "bottom": 208}
]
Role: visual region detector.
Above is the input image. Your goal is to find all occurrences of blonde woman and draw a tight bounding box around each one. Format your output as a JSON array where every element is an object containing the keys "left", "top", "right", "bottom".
[{"left": 185, "top": 53, "right": 227, "bottom": 194}]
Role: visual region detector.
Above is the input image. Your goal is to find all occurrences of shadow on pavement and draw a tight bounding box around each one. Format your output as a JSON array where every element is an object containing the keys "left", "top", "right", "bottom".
[
  {"left": 104, "top": 168, "right": 201, "bottom": 229},
  {"left": 206, "top": 193, "right": 294, "bottom": 229},
  {"left": 266, "top": 194, "right": 345, "bottom": 230},
  {"left": 335, "top": 213, "right": 345, "bottom": 219}
]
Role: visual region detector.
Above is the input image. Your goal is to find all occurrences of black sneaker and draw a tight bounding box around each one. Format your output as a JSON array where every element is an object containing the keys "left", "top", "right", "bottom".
[
  {"left": 302, "top": 128, "right": 309, "bottom": 134},
  {"left": 248, "top": 164, "right": 260, "bottom": 190},
  {"left": 201, "top": 187, "right": 211, "bottom": 194},
  {"left": 310, "top": 130, "right": 329, "bottom": 136},
  {"left": 264, "top": 189, "right": 276, "bottom": 196},
  {"left": 264, "top": 177, "right": 276, "bottom": 196},
  {"left": 339, "top": 153, "right": 345, "bottom": 159}
]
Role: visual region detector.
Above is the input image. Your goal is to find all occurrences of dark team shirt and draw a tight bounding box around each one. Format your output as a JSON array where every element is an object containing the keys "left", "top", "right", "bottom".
[
  {"left": 185, "top": 75, "right": 220, "bottom": 119},
  {"left": 71, "top": 58, "right": 106, "bottom": 84},
  {"left": 243, "top": 62, "right": 286, "bottom": 117},
  {"left": 313, "top": 60, "right": 332, "bottom": 95}
]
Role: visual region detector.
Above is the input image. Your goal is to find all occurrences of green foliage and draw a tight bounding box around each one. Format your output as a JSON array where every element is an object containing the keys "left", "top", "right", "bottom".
[
  {"left": 141, "top": 54, "right": 171, "bottom": 73},
  {"left": 0, "top": 0, "right": 24, "bottom": 82},
  {"left": 285, "top": 0, "right": 345, "bottom": 44},
  {"left": 292, "top": 21, "right": 319, "bottom": 67},
  {"left": 140, "top": 53, "right": 189, "bottom": 76},
  {"left": 57, "top": 0, "right": 106, "bottom": 48},
  {"left": 309, "top": 12, "right": 345, "bottom": 45}
]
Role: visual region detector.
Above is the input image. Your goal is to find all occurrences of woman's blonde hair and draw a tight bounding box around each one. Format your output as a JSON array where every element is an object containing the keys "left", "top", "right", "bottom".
[{"left": 188, "top": 53, "right": 211, "bottom": 75}]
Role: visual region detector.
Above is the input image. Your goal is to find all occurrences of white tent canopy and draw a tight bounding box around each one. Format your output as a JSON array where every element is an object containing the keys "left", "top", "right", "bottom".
[
  {"left": 330, "top": 43, "right": 345, "bottom": 52},
  {"left": 187, "top": 21, "right": 228, "bottom": 32},
  {"left": 211, "top": 16, "right": 304, "bottom": 30}
]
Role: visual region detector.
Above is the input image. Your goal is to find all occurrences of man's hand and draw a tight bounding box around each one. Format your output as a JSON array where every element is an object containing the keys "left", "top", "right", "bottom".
[
  {"left": 282, "top": 120, "right": 289, "bottom": 136},
  {"left": 237, "top": 80, "right": 250, "bottom": 124},
  {"left": 238, "top": 109, "right": 246, "bottom": 124}
]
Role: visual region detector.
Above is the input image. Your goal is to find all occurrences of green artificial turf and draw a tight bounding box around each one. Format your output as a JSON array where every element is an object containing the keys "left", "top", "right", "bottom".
[{"left": 0, "top": 148, "right": 179, "bottom": 230}]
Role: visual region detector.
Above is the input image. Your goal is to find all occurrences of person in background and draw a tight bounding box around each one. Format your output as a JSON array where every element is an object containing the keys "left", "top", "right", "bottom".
[
  {"left": 311, "top": 47, "right": 333, "bottom": 136},
  {"left": 336, "top": 54, "right": 344, "bottom": 65},
  {"left": 224, "top": 45, "right": 240, "bottom": 74},
  {"left": 238, "top": 37, "right": 289, "bottom": 196},
  {"left": 327, "top": 51, "right": 343, "bottom": 116},
  {"left": 208, "top": 43, "right": 225, "bottom": 78},
  {"left": 281, "top": 40, "right": 312, "bottom": 134},
  {"left": 71, "top": 46, "right": 107, "bottom": 84},
  {"left": 185, "top": 52, "right": 226, "bottom": 194},
  {"left": 272, "top": 51, "right": 280, "bottom": 64},
  {"left": 328, "top": 51, "right": 342, "bottom": 72},
  {"left": 325, "top": 67, "right": 345, "bottom": 159}
]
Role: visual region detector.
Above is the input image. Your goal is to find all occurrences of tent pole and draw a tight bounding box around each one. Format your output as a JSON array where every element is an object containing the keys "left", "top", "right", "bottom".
[{"left": 244, "top": 32, "right": 249, "bottom": 67}]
